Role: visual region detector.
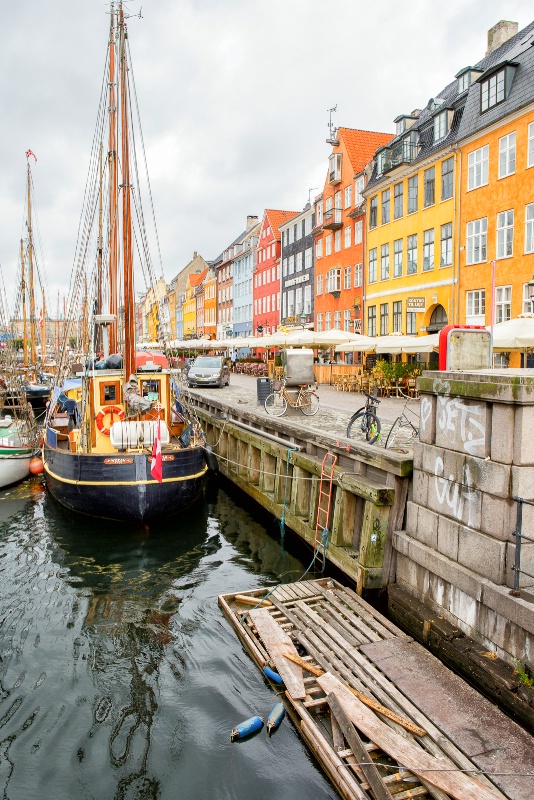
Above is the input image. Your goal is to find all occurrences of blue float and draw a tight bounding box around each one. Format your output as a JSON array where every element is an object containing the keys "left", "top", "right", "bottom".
[
  {"left": 266, "top": 702, "right": 285, "bottom": 736},
  {"left": 230, "top": 715, "right": 264, "bottom": 741},
  {"left": 263, "top": 666, "right": 283, "bottom": 684}
]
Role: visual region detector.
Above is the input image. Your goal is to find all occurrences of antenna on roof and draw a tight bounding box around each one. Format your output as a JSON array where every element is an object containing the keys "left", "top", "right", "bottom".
[
  {"left": 308, "top": 187, "right": 318, "bottom": 204},
  {"left": 326, "top": 105, "right": 339, "bottom": 146}
]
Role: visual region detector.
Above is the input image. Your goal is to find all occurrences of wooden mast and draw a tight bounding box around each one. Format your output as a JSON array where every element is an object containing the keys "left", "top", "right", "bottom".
[
  {"left": 20, "top": 239, "right": 28, "bottom": 367},
  {"left": 26, "top": 162, "right": 37, "bottom": 366},
  {"left": 42, "top": 292, "right": 47, "bottom": 366},
  {"left": 119, "top": 3, "right": 135, "bottom": 378},
  {"left": 108, "top": 4, "right": 118, "bottom": 353}
]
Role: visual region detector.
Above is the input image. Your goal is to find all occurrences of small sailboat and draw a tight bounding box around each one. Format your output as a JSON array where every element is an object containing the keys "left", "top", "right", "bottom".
[{"left": 42, "top": 3, "right": 209, "bottom": 522}]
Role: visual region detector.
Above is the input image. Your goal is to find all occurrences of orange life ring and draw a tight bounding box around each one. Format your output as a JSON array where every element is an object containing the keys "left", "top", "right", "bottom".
[{"left": 96, "top": 405, "right": 125, "bottom": 436}]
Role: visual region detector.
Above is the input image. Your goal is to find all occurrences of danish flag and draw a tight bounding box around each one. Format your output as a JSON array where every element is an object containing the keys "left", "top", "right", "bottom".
[
  {"left": 38, "top": 308, "right": 43, "bottom": 328},
  {"left": 26, "top": 149, "right": 37, "bottom": 162},
  {"left": 150, "top": 418, "right": 163, "bottom": 483}
]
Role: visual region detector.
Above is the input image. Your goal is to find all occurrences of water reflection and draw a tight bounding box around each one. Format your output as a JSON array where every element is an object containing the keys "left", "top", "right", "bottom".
[{"left": 0, "top": 479, "right": 336, "bottom": 800}]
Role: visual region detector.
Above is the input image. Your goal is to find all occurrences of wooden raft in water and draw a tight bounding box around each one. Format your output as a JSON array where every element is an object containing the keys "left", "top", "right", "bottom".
[{"left": 218, "top": 578, "right": 509, "bottom": 800}]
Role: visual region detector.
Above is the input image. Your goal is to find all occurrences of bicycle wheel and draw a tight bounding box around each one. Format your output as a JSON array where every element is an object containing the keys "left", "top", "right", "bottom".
[
  {"left": 385, "top": 416, "right": 402, "bottom": 449},
  {"left": 365, "top": 412, "right": 381, "bottom": 444},
  {"left": 346, "top": 410, "right": 366, "bottom": 439},
  {"left": 299, "top": 390, "right": 320, "bottom": 416},
  {"left": 264, "top": 392, "right": 287, "bottom": 416}
]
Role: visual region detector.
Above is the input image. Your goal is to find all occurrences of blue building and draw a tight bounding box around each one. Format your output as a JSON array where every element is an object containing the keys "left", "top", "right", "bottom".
[{"left": 233, "top": 221, "right": 260, "bottom": 338}]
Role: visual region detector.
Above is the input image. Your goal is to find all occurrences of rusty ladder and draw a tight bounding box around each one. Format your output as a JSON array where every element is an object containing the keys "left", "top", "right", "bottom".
[{"left": 313, "top": 452, "right": 338, "bottom": 570}]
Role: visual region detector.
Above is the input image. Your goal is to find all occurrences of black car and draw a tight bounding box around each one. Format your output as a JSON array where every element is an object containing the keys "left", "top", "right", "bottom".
[{"left": 187, "top": 356, "right": 230, "bottom": 388}]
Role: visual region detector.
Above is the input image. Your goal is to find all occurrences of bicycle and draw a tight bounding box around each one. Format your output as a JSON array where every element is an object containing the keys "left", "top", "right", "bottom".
[
  {"left": 264, "top": 378, "right": 319, "bottom": 417},
  {"left": 385, "top": 388, "right": 420, "bottom": 449},
  {"left": 346, "top": 391, "right": 381, "bottom": 444}
]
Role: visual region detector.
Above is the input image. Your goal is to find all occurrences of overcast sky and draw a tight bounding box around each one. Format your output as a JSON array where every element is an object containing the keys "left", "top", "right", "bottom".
[{"left": 0, "top": 0, "right": 530, "bottom": 316}]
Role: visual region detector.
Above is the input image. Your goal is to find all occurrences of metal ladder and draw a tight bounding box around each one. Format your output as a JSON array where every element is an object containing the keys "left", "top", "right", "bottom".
[{"left": 314, "top": 452, "right": 338, "bottom": 570}]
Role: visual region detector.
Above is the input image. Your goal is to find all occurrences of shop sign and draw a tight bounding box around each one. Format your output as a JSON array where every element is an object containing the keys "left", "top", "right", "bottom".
[{"left": 407, "top": 297, "right": 426, "bottom": 312}]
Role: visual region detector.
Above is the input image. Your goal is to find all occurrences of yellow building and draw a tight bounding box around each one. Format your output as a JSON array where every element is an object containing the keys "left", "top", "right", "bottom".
[{"left": 182, "top": 269, "right": 207, "bottom": 339}]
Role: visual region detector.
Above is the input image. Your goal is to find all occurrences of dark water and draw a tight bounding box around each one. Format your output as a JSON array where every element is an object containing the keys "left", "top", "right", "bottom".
[{"left": 0, "top": 478, "right": 337, "bottom": 800}]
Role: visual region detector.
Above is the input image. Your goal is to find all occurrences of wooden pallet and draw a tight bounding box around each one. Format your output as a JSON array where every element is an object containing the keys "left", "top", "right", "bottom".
[{"left": 218, "top": 578, "right": 508, "bottom": 800}]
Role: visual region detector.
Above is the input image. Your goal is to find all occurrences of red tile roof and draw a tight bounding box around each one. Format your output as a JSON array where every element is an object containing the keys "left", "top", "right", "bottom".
[
  {"left": 338, "top": 127, "right": 394, "bottom": 173},
  {"left": 189, "top": 268, "right": 208, "bottom": 287},
  {"left": 264, "top": 209, "right": 300, "bottom": 240}
]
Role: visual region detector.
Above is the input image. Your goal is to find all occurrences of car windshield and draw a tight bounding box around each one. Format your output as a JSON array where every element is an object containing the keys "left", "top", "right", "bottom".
[{"left": 193, "top": 357, "right": 221, "bottom": 368}]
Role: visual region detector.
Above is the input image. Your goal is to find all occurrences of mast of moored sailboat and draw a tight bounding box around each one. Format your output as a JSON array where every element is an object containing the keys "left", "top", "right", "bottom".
[
  {"left": 26, "top": 162, "right": 37, "bottom": 366},
  {"left": 20, "top": 239, "right": 28, "bottom": 367},
  {"left": 108, "top": 3, "right": 118, "bottom": 354}
]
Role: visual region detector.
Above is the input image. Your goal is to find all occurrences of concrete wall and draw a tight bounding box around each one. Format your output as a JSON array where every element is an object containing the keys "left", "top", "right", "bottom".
[{"left": 394, "top": 369, "right": 534, "bottom": 668}]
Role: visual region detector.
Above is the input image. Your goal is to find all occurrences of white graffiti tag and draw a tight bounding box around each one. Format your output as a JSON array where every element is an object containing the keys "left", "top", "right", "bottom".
[
  {"left": 434, "top": 456, "right": 478, "bottom": 527},
  {"left": 436, "top": 396, "right": 486, "bottom": 456}
]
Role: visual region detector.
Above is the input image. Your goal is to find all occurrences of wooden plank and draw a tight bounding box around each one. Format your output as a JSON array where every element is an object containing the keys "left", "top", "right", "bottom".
[
  {"left": 317, "top": 673, "right": 506, "bottom": 800},
  {"left": 248, "top": 608, "right": 306, "bottom": 699},
  {"left": 327, "top": 692, "right": 395, "bottom": 800},
  {"left": 271, "top": 586, "right": 293, "bottom": 603},
  {"left": 315, "top": 600, "right": 378, "bottom": 646},
  {"left": 335, "top": 586, "right": 404, "bottom": 637},
  {"left": 234, "top": 594, "right": 273, "bottom": 607},
  {"left": 331, "top": 708, "right": 345, "bottom": 752}
]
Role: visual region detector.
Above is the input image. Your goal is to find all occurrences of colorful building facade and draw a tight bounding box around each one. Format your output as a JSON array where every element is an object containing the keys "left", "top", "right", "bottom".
[
  {"left": 254, "top": 209, "right": 297, "bottom": 336},
  {"left": 279, "top": 204, "right": 315, "bottom": 330}
]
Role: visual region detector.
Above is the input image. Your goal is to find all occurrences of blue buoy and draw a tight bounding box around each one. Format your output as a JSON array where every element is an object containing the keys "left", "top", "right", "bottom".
[
  {"left": 263, "top": 666, "right": 283, "bottom": 684},
  {"left": 230, "top": 715, "right": 264, "bottom": 741},
  {"left": 266, "top": 702, "right": 285, "bottom": 736}
]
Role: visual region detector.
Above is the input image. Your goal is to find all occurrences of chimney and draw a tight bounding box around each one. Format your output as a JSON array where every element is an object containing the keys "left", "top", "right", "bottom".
[
  {"left": 486, "top": 20, "right": 518, "bottom": 56},
  {"left": 193, "top": 251, "right": 198, "bottom": 259},
  {"left": 246, "top": 215, "right": 258, "bottom": 231}
]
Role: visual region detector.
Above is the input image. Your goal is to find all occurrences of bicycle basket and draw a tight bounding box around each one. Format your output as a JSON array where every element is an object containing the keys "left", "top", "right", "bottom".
[{"left": 273, "top": 380, "right": 282, "bottom": 391}]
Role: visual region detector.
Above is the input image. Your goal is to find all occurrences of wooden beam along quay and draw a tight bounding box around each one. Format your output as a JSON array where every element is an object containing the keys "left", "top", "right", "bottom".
[{"left": 191, "top": 392, "right": 412, "bottom": 591}]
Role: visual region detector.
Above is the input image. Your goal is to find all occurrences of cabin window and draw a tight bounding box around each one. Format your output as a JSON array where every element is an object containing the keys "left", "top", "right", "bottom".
[
  {"left": 141, "top": 380, "right": 160, "bottom": 401},
  {"left": 100, "top": 381, "right": 120, "bottom": 404}
]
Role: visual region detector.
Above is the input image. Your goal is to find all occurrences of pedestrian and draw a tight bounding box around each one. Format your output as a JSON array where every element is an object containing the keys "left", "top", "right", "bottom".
[{"left": 231, "top": 351, "right": 237, "bottom": 372}]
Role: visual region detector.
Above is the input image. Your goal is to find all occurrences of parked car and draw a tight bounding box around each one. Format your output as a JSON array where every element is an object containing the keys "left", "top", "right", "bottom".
[{"left": 187, "top": 356, "right": 230, "bottom": 388}]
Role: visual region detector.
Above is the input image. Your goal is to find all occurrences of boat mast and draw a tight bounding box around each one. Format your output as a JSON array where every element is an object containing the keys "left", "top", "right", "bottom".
[
  {"left": 108, "top": 4, "right": 118, "bottom": 353},
  {"left": 119, "top": 3, "right": 135, "bottom": 378},
  {"left": 20, "top": 239, "right": 28, "bottom": 367},
  {"left": 42, "top": 292, "right": 47, "bottom": 366},
  {"left": 26, "top": 162, "right": 37, "bottom": 366}
]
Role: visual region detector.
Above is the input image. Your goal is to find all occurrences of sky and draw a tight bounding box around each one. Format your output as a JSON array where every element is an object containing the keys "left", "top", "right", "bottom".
[{"left": 0, "top": 0, "right": 530, "bottom": 316}]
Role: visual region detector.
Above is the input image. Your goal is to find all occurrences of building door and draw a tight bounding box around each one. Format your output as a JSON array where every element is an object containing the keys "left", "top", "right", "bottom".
[{"left": 427, "top": 304, "right": 448, "bottom": 333}]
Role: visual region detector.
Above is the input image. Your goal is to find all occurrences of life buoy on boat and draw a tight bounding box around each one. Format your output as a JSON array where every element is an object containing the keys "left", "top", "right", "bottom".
[{"left": 96, "top": 405, "right": 125, "bottom": 436}]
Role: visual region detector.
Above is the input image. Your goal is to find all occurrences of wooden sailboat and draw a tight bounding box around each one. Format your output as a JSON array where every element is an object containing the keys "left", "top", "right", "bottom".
[{"left": 42, "top": 3, "right": 210, "bottom": 522}]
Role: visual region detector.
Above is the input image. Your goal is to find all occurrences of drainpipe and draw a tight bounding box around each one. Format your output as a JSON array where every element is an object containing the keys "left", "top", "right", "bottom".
[{"left": 453, "top": 144, "right": 462, "bottom": 325}]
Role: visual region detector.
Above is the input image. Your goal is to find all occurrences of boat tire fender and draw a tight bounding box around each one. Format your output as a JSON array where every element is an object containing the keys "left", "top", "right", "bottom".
[{"left": 230, "top": 715, "right": 264, "bottom": 741}]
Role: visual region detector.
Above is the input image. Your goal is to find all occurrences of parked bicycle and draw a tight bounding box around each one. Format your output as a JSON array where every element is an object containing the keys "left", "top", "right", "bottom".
[
  {"left": 385, "top": 388, "right": 420, "bottom": 449},
  {"left": 264, "top": 378, "right": 319, "bottom": 417},
  {"left": 346, "top": 391, "right": 381, "bottom": 444}
]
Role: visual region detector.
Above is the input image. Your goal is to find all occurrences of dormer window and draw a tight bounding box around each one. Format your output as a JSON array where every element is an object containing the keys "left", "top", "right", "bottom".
[
  {"left": 478, "top": 62, "right": 518, "bottom": 113},
  {"left": 433, "top": 109, "right": 452, "bottom": 143},
  {"left": 396, "top": 119, "right": 407, "bottom": 136},
  {"left": 455, "top": 66, "right": 483, "bottom": 95},
  {"left": 328, "top": 153, "right": 342, "bottom": 184},
  {"left": 394, "top": 114, "right": 418, "bottom": 136}
]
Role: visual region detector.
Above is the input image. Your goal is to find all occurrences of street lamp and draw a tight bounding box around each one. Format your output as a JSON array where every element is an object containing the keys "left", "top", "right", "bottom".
[{"left": 527, "top": 275, "right": 534, "bottom": 312}]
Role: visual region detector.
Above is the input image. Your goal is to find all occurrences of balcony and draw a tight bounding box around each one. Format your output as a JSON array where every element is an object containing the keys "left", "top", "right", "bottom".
[
  {"left": 323, "top": 209, "right": 343, "bottom": 230},
  {"left": 382, "top": 140, "right": 419, "bottom": 175}
]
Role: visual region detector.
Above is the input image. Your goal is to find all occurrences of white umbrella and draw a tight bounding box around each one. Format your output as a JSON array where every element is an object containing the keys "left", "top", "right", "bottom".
[
  {"left": 313, "top": 329, "right": 364, "bottom": 346},
  {"left": 283, "top": 329, "right": 317, "bottom": 346},
  {"left": 490, "top": 313, "right": 534, "bottom": 350},
  {"left": 375, "top": 333, "right": 439, "bottom": 354},
  {"left": 334, "top": 336, "right": 378, "bottom": 353}
]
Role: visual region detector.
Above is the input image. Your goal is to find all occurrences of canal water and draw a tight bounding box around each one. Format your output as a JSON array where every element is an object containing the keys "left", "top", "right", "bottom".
[{"left": 0, "top": 477, "right": 338, "bottom": 800}]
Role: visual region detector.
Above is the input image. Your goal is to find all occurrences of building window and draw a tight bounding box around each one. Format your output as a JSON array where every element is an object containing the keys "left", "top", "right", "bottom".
[
  {"left": 423, "top": 229, "right": 434, "bottom": 271},
  {"left": 440, "top": 223, "right": 452, "bottom": 266},
  {"left": 325, "top": 311, "right": 332, "bottom": 329},
  {"left": 525, "top": 203, "right": 534, "bottom": 253},
  {"left": 380, "top": 243, "right": 389, "bottom": 280},
  {"left": 393, "top": 301, "right": 402, "bottom": 332},
  {"left": 393, "top": 239, "right": 403, "bottom": 277},
  {"left": 304, "top": 215, "right": 312, "bottom": 235},
  {"left": 406, "top": 311, "right": 416, "bottom": 335},
  {"left": 496, "top": 209, "right": 514, "bottom": 259},
  {"left": 380, "top": 303, "right": 389, "bottom": 336},
  {"left": 466, "top": 217, "right": 487, "bottom": 264},
  {"left": 368, "top": 305, "right": 377, "bottom": 337},
  {"left": 327, "top": 268, "right": 341, "bottom": 292},
  {"left": 325, "top": 235, "right": 332, "bottom": 256},
  {"left": 441, "top": 157, "right": 453, "bottom": 200},
  {"left": 317, "top": 274, "right": 323, "bottom": 295},
  {"left": 334, "top": 310, "right": 341, "bottom": 330},
  {"left": 316, "top": 239, "right": 323, "bottom": 258},
  {"left": 288, "top": 226, "right": 294, "bottom": 245},
  {"left": 434, "top": 110, "right": 448, "bottom": 142},
  {"left": 317, "top": 312, "right": 323, "bottom": 332},
  {"left": 296, "top": 221, "right": 302, "bottom": 240},
  {"left": 382, "top": 189, "right": 390, "bottom": 224},
  {"left": 355, "top": 176, "right": 365, "bottom": 205},
  {"left": 288, "top": 255, "right": 295, "bottom": 275},
  {"left": 369, "top": 196, "right": 378, "bottom": 228},
  {"left": 328, "top": 152, "right": 342, "bottom": 183},
  {"left": 498, "top": 132, "right": 516, "bottom": 178},
  {"left": 355, "top": 220, "right": 363, "bottom": 244},
  {"left": 481, "top": 68, "right": 505, "bottom": 112},
  {"left": 466, "top": 289, "right": 486, "bottom": 325},
  {"left": 369, "top": 248, "right": 377, "bottom": 283},
  {"left": 394, "top": 182, "right": 403, "bottom": 219},
  {"left": 344, "top": 309, "right": 352, "bottom": 332},
  {"left": 354, "top": 263, "right": 363, "bottom": 288},
  {"left": 305, "top": 247, "right": 312, "bottom": 270},
  {"left": 495, "top": 285, "right": 511, "bottom": 323},
  {"left": 528, "top": 122, "right": 534, "bottom": 168},
  {"left": 423, "top": 167, "right": 435, "bottom": 207},
  {"left": 408, "top": 176, "right": 418, "bottom": 213},
  {"left": 334, "top": 229, "right": 342, "bottom": 252},
  {"left": 316, "top": 200, "right": 323, "bottom": 226},
  {"left": 304, "top": 285, "right": 312, "bottom": 314},
  {"left": 407, "top": 234, "right": 417, "bottom": 274},
  {"left": 344, "top": 266, "right": 352, "bottom": 289},
  {"left": 523, "top": 283, "right": 534, "bottom": 313},
  {"left": 458, "top": 71, "right": 470, "bottom": 94},
  {"left": 344, "top": 225, "right": 351, "bottom": 248},
  {"left": 344, "top": 184, "right": 352, "bottom": 208},
  {"left": 468, "top": 145, "right": 489, "bottom": 190},
  {"left": 296, "top": 252, "right": 303, "bottom": 272}
]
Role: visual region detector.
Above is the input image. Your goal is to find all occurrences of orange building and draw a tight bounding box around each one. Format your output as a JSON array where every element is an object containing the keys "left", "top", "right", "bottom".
[
  {"left": 203, "top": 265, "right": 217, "bottom": 340},
  {"left": 458, "top": 20, "right": 534, "bottom": 367},
  {"left": 254, "top": 209, "right": 298, "bottom": 336},
  {"left": 313, "top": 128, "right": 393, "bottom": 339}
]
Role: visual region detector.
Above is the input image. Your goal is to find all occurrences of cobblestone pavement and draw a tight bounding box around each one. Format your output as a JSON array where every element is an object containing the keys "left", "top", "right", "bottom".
[{"left": 185, "top": 373, "right": 420, "bottom": 452}]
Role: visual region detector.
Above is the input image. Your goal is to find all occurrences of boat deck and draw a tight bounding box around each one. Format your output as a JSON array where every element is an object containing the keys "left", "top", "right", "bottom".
[{"left": 219, "top": 578, "right": 534, "bottom": 800}]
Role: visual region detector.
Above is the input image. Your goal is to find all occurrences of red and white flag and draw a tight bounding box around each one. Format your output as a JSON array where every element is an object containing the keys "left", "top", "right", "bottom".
[
  {"left": 38, "top": 308, "right": 43, "bottom": 328},
  {"left": 26, "top": 149, "right": 37, "bottom": 162},
  {"left": 150, "top": 418, "right": 163, "bottom": 483}
]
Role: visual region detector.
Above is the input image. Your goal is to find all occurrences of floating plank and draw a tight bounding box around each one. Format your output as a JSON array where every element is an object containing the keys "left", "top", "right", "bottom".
[
  {"left": 248, "top": 608, "right": 306, "bottom": 699},
  {"left": 317, "top": 673, "right": 505, "bottom": 800},
  {"left": 234, "top": 594, "right": 273, "bottom": 607}
]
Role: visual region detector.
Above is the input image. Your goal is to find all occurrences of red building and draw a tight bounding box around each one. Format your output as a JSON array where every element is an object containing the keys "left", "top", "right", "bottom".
[{"left": 253, "top": 209, "right": 298, "bottom": 337}]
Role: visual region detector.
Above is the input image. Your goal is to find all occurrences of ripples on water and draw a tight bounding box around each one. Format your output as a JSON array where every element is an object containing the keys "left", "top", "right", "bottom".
[{"left": 0, "top": 478, "right": 337, "bottom": 800}]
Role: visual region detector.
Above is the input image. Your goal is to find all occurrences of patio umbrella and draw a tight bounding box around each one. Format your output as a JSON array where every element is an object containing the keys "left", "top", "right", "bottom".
[
  {"left": 375, "top": 333, "right": 439, "bottom": 354},
  {"left": 312, "top": 329, "right": 365, "bottom": 346},
  {"left": 334, "top": 336, "right": 378, "bottom": 353},
  {"left": 490, "top": 313, "right": 534, "bottom": 350}
]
